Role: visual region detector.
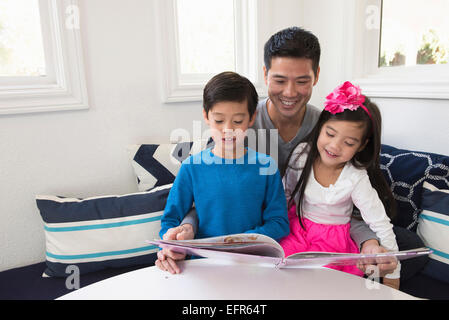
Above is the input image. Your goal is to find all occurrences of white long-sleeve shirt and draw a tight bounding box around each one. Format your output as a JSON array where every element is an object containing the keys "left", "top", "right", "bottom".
[{"left": 283, "top": 143, "right": 400, "bottom": 279}]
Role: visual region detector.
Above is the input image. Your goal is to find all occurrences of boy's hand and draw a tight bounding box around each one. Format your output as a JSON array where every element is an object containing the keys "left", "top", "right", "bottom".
[
  {"left": 168, "top": 224, "right": 195, "bottom": 241},
  {"left": 155, "top": 224, "right": 194, "bottom": 274},
  {"left": 358, "top": 239, "right": 398, "bottom": 277},
  {"left": 156, "top": 251, "right": 181, "bottom": 274}
]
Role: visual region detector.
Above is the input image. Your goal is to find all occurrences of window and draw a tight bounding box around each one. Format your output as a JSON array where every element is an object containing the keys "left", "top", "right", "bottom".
[
  {"left": 0, "top": 0, "right": 88, "bottom": 115},
  {"left": 157, "top": 0, "right": 265, "bottom": 102},
  {"left": 349, "top": 0, "right": 449, "bottom": 99},
  {"left": 0, "top": 0, "right": 46, "bottom": 77},
  {"left": 176, "top": 0, "right": 235, "bottom": 76},
  {"left": 379, "top": 0, "right": 449, "bottom": 68}
]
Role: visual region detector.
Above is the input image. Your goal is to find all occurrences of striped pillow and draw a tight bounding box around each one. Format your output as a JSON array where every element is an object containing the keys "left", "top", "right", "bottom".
[
  {"left": 417, "top": 182, "right": 449, "bottom": 284},
  {"left": 36, "top": 184, "right": 171, "bottom": 277}
]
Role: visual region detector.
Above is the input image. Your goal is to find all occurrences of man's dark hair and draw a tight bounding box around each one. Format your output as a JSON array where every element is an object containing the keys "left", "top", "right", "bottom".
[
  {"left": 264, "top": 26, "right": 321, "bottom": 77},
  {"left": 203, "top": 71, "right": 258, "bottom": 118}
]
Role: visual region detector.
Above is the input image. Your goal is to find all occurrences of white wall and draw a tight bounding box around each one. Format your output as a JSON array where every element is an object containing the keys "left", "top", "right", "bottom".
[
  {"left": 372, "top": 98, "right": 449, "bottom": 155},
  {"left": 0, "top": 0, "right": 304, "bottom": 272}
]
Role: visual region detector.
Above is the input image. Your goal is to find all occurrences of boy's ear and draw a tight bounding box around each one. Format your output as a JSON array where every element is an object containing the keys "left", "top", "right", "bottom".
[
  {"left": 202, "top": 109, "right": 209, "bottom": 124},
  {"left": 249, "top": 110, "right": 257, "bottom": 127}
]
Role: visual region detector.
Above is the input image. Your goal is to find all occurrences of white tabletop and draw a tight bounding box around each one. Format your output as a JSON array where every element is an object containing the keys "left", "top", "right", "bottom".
[{"left": 59, "top": 258, "right": 419, "bottom": 300}]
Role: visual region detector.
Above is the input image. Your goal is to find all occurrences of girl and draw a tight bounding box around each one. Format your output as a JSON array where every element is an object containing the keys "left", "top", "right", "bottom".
[{"left": 280, "top": 81, "right": 400, "bottom": 286}]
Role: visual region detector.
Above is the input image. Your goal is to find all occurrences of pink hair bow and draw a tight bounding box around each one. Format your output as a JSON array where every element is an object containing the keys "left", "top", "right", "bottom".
[{"left": 324, "top": 81, "right": 371, "bottom": 118}]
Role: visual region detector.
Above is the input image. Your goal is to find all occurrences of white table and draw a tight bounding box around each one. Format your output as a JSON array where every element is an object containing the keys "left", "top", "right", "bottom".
[{"left": 59, "top": 258, "right": 419, "bottom": 300}]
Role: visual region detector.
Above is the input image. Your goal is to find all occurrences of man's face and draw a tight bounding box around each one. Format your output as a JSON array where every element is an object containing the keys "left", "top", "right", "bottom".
[{"left": 263, "top": 57, "right": 319, "bottom": 120}]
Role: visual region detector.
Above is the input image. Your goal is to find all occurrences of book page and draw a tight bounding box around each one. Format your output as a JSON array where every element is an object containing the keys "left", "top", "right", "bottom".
[
  {"left": 152, "top": 233, "right": 284, "bottom": 258},
  {"left": 149, "top": 235, "right": 431, "bottom": 269},
  {"left": 283, "top": 247, "right": 431, "bottom": 268},
  {"left": 150, "top": 242, "right": 283, "bottom": 266}
]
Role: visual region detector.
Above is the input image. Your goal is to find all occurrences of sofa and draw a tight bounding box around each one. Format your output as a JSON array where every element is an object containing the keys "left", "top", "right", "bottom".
[
  {"left": 1, "top": 143, "right": 448, "bottom": 300},
  {"left": 377, "top": 144, "right": 449, "bottom": 299}
]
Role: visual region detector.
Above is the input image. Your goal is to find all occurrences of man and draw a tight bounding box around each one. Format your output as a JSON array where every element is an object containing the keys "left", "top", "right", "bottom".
[
  {"left": 157, "top": 28, "right": 426, "bottom": 288},
  {"left": 253, "top": 26, "right": 321, "bottom": 176}
]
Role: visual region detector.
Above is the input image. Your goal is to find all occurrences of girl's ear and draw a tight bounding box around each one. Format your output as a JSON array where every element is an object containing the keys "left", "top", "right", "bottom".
[{"left": 358, "top": 139, "right": 369, "bottom": 153}]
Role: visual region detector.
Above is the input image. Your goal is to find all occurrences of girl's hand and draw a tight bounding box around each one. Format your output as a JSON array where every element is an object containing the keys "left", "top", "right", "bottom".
[
  {"left": 358, "top": 239, "right": 398, "bottom": 277},
  {"left": 155, "top": 224, "right": 194, "bottom": 274}
]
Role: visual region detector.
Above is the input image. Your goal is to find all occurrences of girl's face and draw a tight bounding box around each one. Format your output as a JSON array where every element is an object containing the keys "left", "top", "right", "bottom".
[{"left": 316, "top": 119, "right": 368, "bottom": 169}]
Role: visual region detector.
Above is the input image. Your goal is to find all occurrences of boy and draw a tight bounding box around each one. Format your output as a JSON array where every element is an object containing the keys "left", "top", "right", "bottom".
[{"left": 156, "top": 72, "right": 289, "bottom": 273}]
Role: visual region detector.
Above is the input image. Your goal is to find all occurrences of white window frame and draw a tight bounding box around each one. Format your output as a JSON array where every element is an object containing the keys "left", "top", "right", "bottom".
[
  {"left": 0, "top": 0, "right": 88, "bottom": 115},
  {"left": 346, "top": 0, "right": 449, "bottom": 99},
  {"left": 156, "top": 0, "right": 266, "bottom": 103}
]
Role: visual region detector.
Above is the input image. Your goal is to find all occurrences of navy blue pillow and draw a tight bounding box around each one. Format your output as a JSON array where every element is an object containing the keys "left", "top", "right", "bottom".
[
  {"left": 417, "top": 182, "right": 449, "bottom": 284},
  {"left": 36, "top": 185, "right": 171, "bottom": 277},
  {"left": 380, "top": 144, "right": 449, "bottom": 231}
]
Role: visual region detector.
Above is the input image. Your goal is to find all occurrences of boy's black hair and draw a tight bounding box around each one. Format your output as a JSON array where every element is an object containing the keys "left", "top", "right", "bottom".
[
  {"left": 264, "top": 26, "right": 321, "bottom": 77},
  {"left": 284, "top": 97, "right": 397, "bottom": 229},
  {"left": 203, "top": 71, "right": 258, "bottom": 118}
]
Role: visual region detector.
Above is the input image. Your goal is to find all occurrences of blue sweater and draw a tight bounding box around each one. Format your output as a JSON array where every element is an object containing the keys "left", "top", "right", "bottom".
[{"left": 160, "top": 148, "right": 289, "bottom": 241}]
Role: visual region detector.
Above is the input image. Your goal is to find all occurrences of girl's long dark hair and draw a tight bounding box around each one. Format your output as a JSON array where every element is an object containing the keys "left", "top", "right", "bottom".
[{"left": 284, "top": 97, "right": 396, "bottom": 229}]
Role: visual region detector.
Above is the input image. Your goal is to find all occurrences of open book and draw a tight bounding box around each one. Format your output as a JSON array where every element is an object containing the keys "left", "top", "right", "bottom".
[{"left": 147, "top": 233, "right": 432, "bottom": 269}]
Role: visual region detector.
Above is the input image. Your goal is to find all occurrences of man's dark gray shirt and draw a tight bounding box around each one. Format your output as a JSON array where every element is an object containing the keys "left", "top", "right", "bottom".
[{"left": 180, "top": 98, "right": 378, "bottom": 247}]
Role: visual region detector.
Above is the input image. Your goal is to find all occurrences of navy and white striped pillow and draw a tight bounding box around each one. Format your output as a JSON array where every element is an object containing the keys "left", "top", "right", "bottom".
[
  {"left": 417, "top": 182, "right": 449, "bottom": 284},
  {"left": 36, "top": 184, "right": 171, "bottom": 277}
]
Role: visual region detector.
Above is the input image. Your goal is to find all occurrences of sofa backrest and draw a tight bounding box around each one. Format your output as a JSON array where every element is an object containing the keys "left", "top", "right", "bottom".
[{"left": 380, "top": 144, "right": 449, "bottom": 231}]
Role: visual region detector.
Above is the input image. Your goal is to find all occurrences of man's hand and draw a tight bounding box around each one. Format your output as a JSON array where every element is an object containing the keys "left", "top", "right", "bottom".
[
  {"left": 358, "top": 239, "right": 398, "bottom": 277},
  {"left": 382, "top": 277, "right": 400, "bottom": 290},
  {"left": 155, "top": 224, "right": 194, "bottom": 274}
]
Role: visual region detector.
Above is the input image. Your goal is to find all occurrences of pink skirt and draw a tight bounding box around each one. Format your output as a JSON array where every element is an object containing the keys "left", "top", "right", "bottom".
[{"left": 280, "top": 203, "right": 364, "bottom": 277}]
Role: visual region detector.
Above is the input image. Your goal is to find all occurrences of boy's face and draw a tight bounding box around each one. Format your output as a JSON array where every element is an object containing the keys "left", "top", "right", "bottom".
[
  {"left": 203, "top": 100, "right": 256, "bottom": 158},
  {"left": 263, "top": 57, "right": 319, "bottom": 121}
]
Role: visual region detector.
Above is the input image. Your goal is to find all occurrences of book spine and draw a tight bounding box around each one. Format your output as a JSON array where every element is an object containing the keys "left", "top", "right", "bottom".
[{"left": 275, "top": 258, "right": 287, "bottom": 269}]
